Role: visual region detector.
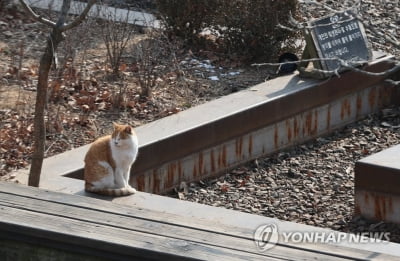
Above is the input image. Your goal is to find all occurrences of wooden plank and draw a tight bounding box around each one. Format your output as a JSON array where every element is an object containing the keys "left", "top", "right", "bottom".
[
  {"left": 0, "top": 199, "right": 270, "bottom": 260},
  {"left": 0, "top": 183, "right": 397, "bottom": 260},
  {"left": 0, "top": 186, "right": 346, "bottom": 261},
  {"left": 0, "top": 182, "right": 390, "bottom": 260},
  {"left": 0, "top": 206, "right": 268, "bottom": 261},
  {"left": 1, "top": 182, "right": 249, "bottom": 237},
  {"left": 0, "top": 237, "right": 110, "bottom": 261},
  {"left": 0, "top": 183, "right": 389, "bottom": 259}
]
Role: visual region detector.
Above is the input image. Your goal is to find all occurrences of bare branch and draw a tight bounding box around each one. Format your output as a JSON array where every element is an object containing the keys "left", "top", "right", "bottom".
[
  {"left": 385, "top": 79, "right": 400, "bottom": 86},
  {"left": 252, "top": 57, "right": 344, "bottom": 77},
  {"left": 18, "top": 0, "right": 56, "bottom": 27},
  {"left": 252, "top": 57, "right": 364, "bottom": 68},
  {"left": 277, "top": 23, "right": 298, "bottom": 32},
  {"left": 341, "top": 61, "right": 400, "bottom": 77},
  {"left": 252, "top": 57, "right": 400, "bottom": 79},
  {"left": 60, "top": 0, "right": 96, "bottom": 32},
  {"left": 100, "top": 6, "right": 136, "bottom": 76}
]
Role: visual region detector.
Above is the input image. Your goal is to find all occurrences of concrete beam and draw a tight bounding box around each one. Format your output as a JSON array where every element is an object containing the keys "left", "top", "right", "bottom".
[
  {"left": 355, "top": 144, "right": 400, "bottom": 224},
  {"left": 38, "top": 54, "right": 400, "bottom": 194}
]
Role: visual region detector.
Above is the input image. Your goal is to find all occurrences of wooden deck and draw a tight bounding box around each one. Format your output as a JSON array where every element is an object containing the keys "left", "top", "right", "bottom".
[{"left": 0, "top": 182, "right": 399, "bottom": 260}]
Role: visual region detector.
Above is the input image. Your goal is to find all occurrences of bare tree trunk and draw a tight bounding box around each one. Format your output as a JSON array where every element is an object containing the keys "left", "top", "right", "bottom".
[
  {"left": 28, "top": 31, "right": 63, "bottom": 187},
  {"left": 20, "top": 0, "right": 96, "bottom": 187}
]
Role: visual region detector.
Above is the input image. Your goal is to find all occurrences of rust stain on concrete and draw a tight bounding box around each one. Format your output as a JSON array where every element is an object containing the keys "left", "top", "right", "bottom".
[
  {"left": 235, "top": 137, "right": 243, "bottom": 158},
  {"left": 178, "top": 161, "right": 183, "bottom": 181},
  {"left": 356, "top": 94, "right": 362, "bottom": 116},
  {"left": 210, "top": 149, "right": 216, "bottom": 172},
  {"left": 136, "top": 175, "right": 145, "bottom": 191},
  {"left": 326, "top": 105, "right": 331, "bottom": 130},
  {"left": 166, "top": 163, "right": 176, "bottom": 189},
  {"left": 304, "top": 111, "right": 313, "bottom": 135},
  {"left": 286, "top": 120, "right": 292, "bottom": 142},
  {"left": 153, "top": 170, "right": 160, "bottom": 194},
  {"left": 274, "top": 125, "right": 279, "bottom": 149},
  {"left": 313, "top": 110, "right": 318, "bottom": 135},
  {"left": 293, "top": 118, "right": 299, "bottom": 137},
  {"left": 193, "top": 164, "right": 198, "bottom": 178},
  {"left": 248, "top": 135, "right": 253, "bottom": 156},
  {"left": 373, "top": 193, "right": 393, "bottom": 220},
  {"left": 368, "top": 87, "right": 377, "bottom": 108},
  {"left": 198, "top": 152, "right": 204, "bottom": 175},
  {"left": 222, "top": 145, "right": 227, "bottom": 167}
]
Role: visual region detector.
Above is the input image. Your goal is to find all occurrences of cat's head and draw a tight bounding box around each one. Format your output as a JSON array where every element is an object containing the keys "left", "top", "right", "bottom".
[{"left": 112, "top": 122, "right": 134, "bottom": 147}]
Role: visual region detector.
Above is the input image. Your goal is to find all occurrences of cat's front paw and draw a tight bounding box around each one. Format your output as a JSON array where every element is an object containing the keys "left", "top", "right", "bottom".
[{"left": 126, "top": 185, "right": 137, "bottom": 194}]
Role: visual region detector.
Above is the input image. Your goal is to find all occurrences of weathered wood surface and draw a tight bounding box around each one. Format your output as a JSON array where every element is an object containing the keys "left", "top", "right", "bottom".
[{"left": 0, "top": 182, "right": 397, "bottom": 260}]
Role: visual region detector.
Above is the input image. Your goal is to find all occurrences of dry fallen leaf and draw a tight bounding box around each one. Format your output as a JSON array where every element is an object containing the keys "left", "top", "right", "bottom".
[
  {"left": 119, "top": 63, "right": 127, "bottom": 72},
  {"left": 220, "top": 184, "right": 230, "bottom": 193}
]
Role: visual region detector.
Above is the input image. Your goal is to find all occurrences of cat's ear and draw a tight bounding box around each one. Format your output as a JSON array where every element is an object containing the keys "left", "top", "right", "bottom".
[
  {"left": 113, "top": 122, "right": 118, "bottom": 129},
  {"left": 125, "top": 126, "right": 132, "bottom": 134}
]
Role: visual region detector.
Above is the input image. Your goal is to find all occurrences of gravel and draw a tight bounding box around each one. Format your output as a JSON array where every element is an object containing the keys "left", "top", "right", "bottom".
[{"left": 176, "top": 107, "right": 400, "bottom": 243}]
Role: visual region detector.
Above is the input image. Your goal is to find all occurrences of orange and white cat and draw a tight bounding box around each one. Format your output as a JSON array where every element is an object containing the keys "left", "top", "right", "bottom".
[{"left": 84, "top": 123, "right": 138, "bottom": 196}]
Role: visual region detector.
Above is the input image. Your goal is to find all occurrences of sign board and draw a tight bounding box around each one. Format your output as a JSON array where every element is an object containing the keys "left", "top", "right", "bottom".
[
  {"left": 308, "top": 10, "right": 371, "bottom": 72},
  {"left": 303, "top": 11, "right": 372, "bottom": 75}
]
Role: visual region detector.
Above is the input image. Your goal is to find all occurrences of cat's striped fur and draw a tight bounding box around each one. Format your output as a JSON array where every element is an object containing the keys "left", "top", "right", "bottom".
[{"left": 84, "top": 123, "right": 138, "bottom": 196}]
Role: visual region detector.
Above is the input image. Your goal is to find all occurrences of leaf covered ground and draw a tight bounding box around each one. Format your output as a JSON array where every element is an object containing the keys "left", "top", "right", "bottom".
[{"left": 0, "top": 4, "right": 271, "bottom": 181}]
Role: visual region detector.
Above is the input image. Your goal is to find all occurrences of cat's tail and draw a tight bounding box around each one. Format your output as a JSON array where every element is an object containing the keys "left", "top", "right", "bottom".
[{"left": 85, "top": 184, "right": 136, "bottom": 197}]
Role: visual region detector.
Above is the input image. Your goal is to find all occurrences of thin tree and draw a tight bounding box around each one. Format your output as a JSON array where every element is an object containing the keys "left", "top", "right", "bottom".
[{"left": 19, "top": 0, "right": 96, "bottom": 187}]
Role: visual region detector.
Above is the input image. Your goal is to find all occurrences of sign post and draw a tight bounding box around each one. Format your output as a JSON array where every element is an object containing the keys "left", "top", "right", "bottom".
[{"left": 299, "top": 10, "right": 372, "bottom": 79}]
